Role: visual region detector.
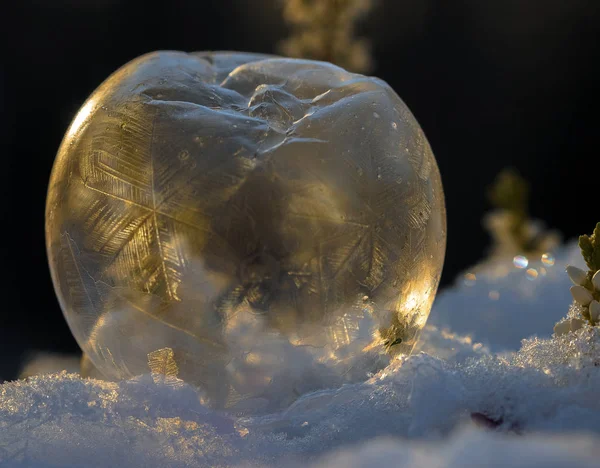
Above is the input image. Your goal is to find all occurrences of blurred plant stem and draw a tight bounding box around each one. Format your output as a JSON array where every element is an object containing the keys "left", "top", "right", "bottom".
[
  {"left": 482, "top": 168, "right": 559, "bottom": 265},
  {"left": 487, "top": 168, "right": 531, "bottom": 251},
  {"left": 278, "top": 0, "right": 373, "bottom": 73}
]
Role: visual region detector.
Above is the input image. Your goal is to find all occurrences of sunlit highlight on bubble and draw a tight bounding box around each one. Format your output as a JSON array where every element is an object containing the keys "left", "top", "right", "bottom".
[
  {"left": 541, "top": 253, "right": 555, "bottom": 266},
  {"left": 488, "top": 290, "right": 500, "bottom": 301},
  {"left": 540, "top": 267, "right": 547, "bottom": 277},
  {"left": 403, "top": 291, "right": 422, "bottom": 310},
  {"left": 463, "top": 273, "right": 477, "bottom": 287},
  {"left": 526, "top": 268, "right": 538, "bottom": 280},
  {"left": 67, "top": 98, "right": 96, "bottom": 138},
  {"left": 513, "top": 255, "right": 529, "bottom": 269}
]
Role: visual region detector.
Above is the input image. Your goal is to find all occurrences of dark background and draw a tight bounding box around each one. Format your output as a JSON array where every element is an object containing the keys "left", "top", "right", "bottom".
[{"left": 1, "top": 0, "right": 599, "bottom": 381}]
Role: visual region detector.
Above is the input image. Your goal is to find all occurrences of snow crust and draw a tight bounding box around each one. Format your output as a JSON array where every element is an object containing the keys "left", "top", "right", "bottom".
[{"left": 2, "top": 241, "right": 600, "bottom": 467}]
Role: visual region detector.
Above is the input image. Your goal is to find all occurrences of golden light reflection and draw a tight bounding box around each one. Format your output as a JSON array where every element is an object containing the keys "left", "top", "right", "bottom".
[
  {"left": 67, "top": 98, "right": 96, "bottom": 139},
  {"left": 403, "top": 291, "right": 421, "bottom": 311},
  {"left": 464, "top": 273, "right": 477, "bottom": 286},
  {"left": 488, "top": 290, "right": 500, "bottom": 301},
  {"left": 440, "top": 328, "right": 473, "bottom": 345},
  {"left": 526, "top": 268, "right": 539, "bottom": 280},
  {"left": 541, "top": 253, "right": 555, "bottom": 266}
]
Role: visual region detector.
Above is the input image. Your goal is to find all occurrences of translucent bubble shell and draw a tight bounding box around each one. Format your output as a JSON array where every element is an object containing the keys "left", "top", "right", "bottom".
[{"left": 46, "top": 51, "right": 446, "bottom": 409}]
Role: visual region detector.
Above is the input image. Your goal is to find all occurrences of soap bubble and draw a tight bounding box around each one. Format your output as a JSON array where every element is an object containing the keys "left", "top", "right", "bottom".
[{"left": 46, "top": 51, "right": 446, "bottom": 410}]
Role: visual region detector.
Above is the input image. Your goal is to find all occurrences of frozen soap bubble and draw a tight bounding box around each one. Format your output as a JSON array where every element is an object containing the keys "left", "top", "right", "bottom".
[{"left": 46, "top": 51, "right": 446, "bottom": 410}]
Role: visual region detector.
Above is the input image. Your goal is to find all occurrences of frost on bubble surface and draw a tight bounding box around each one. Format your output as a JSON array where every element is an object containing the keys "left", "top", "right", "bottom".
[{"left": 45, "top": 51, "right": 446, "bottom": 410}]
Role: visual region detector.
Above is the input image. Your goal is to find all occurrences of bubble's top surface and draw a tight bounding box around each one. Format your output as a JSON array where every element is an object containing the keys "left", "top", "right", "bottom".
[{"left": 46, "top": 51, "right": 446, "bottom": 411}]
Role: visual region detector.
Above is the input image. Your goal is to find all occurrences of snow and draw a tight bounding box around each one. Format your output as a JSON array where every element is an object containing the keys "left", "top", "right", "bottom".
[
  {"left": 313, "top": 430, "right": 600, "bottom": 468},
  {"left": 2, "top": 240, "right": 599, "bottom": 467},
  {"left": 428, "top": 241, "right": 585, "bottom": 352}
]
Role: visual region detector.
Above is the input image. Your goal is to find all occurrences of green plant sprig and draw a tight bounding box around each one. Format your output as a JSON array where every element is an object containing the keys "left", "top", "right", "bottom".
[{"left": 566, "top": 223, "right": 600, "bottom": 325}]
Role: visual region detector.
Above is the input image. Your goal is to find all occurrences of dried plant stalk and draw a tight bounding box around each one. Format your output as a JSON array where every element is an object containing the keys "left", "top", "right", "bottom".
[{"left": 279, "top": 0, "right": 373, "bottom": 73}]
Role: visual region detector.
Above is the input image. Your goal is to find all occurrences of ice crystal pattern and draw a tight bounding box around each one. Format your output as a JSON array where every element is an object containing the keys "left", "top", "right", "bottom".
[{"left": 46, "top": 51, "right": 446, "bottom": 409}]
